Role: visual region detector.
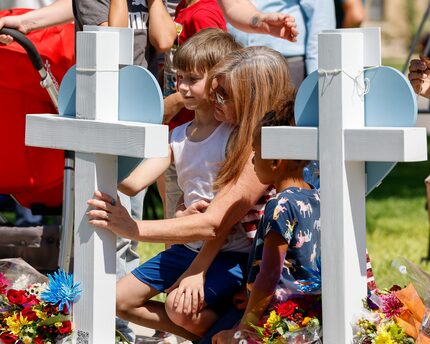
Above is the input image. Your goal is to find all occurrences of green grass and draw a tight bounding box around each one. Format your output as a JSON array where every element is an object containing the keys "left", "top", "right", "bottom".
[{"left": 366, "top": 144, "right": 430, "bottom": 288}]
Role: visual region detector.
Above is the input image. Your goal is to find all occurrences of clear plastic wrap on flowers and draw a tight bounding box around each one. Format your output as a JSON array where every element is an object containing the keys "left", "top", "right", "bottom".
[
  {"left": 0, "top": 258, "right": 81, "bottom": 344},
  {"left": 0, "top": 258, "right": 48, "bottom": 289},
  {"left": 351, "top": 257, "right": 430, "bottom": 344}
]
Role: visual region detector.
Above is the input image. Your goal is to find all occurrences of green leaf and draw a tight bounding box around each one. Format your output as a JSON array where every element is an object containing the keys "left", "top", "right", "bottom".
[
  {"left": 39, "top": 314, "right": 70, "bottom": 326},
  {"left": 249, "top": 322, "right": 265, "bottom": 337}
]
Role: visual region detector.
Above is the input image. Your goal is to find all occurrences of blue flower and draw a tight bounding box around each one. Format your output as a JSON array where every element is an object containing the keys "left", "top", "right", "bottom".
[
  {"left": 40, "top": 270, "right": 81, "bottom": 312},
  {"left": 296, "top": 258, "right": 321, "bottom": 293}
]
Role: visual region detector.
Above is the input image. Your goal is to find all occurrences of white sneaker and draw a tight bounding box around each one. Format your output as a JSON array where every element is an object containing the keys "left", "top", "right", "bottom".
[{"left": 135, "top": 331, "right": 178, "bottom": 344}]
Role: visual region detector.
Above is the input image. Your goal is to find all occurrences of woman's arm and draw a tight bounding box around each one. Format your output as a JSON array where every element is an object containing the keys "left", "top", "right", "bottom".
[
  {"left": 218, "top": 0, "right": 298, "bottom": 41},
  {"left": 0, "top": 0, "right": 73, "bottom": 44},
  {"left": 238, "top": 231, "right": 287, "bottom": 330},
  {"left": 88, "top": 155, "right": 267, "bottom": 243},
  {"left": 148, "top": 0, "right": 176, "bottom": 52}
]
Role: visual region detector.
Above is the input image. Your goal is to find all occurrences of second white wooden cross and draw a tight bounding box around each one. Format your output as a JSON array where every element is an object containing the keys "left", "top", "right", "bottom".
[{"left": 262, "top": 29, "right": 427, "bottom": 343}]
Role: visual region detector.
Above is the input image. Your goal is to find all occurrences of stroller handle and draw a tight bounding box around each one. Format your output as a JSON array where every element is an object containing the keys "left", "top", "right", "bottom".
[
  {"left": 0, "top": 27, "right": 44, "bottom": 71},
  {"left": 0, "top": 27, "right": 59, "bottom": 109}
]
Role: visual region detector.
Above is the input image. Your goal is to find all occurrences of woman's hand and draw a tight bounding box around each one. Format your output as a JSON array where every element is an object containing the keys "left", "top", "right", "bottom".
[
  {"left": 166, "top": 271, "right": 205, "bottom": 315},
  {"left": 86, "top": 190, "right": 140, "bottom": 240},
  {"left": 408, "top": 56, "right": 430, "bottom": 99},
  {"left": 254, "top": 13, "right": 298, "bottom": 42},
  {"left": 0, "top": 16, "right": 27, "bottom": 45}
]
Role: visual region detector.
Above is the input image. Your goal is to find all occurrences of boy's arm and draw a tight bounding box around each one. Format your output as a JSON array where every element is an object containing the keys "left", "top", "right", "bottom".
[
  {"left": 148, "top": 0, "right": 176, "bottom": 52},
  {"left": 119, "top": 148, "right": 172, "bottom": 196},
  {"left": 109, "top": 0, "right": 128, "bottom": 27},
  {"left": 238, "top": 231, "right": 288, "bottom": 330}
]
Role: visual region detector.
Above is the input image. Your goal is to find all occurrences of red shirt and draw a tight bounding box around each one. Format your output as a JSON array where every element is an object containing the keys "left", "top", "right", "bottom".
[
  {"left": 175, "top": 0, "right": 227, "bottom": 45},
  {"left": 168, "top": 0, "right": 227, "bottom": 131}
]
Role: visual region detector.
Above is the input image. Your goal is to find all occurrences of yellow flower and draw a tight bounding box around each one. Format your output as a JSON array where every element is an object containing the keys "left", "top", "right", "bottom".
[
  {"left": 55, "top": 322, "right": 63, "bottom": 328},
  {"left": 287, "top": 321, "right": 300, "bottom": 332},
  {"left": 374, "top": 329, "right": 395, "bottom": 344},
  {"left": 34, "top": 309, "right": 48, "bottom": 320},
  {"left": 266, "top": 310, "right": 281, "bottom": 327},
  {"left": 302, "top": 317, "right": 312, "bottom": 326},
  {"left": 5, "top": 313, "right": 31, "bottom": 335}
]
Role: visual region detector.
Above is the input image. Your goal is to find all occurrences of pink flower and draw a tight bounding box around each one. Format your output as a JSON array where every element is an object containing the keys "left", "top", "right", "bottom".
[
  {"left": 380, "top": 292, "right": 403, "bottom": 318},
  {"left": 0, "top": 272, "right": 10, "bottom": 294}
]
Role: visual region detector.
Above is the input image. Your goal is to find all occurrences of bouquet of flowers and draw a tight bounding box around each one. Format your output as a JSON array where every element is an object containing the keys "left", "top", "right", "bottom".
[
  {"left": 0, "top": 259, "right": 81, "bottom": 344},
  {"left": 248, "top": 297, "right": 322, "bottom": 344},
  {"left": 352, "top": 258, "right": 430, "bottom": 344}
]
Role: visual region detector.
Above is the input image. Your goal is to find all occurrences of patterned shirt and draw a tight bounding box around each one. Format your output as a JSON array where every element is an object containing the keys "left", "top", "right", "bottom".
[{"left": 247, "top": 186, "right": 321, "bottom": 307}]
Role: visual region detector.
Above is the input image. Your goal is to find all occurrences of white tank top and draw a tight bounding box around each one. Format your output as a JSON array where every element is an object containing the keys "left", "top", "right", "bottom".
[{"left": 170, "top": 121, "right": 252, "bottom": 253}]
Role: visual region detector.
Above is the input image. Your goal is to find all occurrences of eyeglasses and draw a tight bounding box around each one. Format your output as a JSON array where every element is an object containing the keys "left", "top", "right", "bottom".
[{"left": 214, "top": 91, "right": 229, "bottom": 105}]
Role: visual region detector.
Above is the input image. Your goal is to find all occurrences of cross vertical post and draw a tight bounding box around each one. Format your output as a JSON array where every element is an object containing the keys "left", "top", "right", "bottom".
[
  {"left": 318, "top": 31, "right": 367, "bottom": 343},
  {"left": 72, "top": 31, "right": 119, "bottom": 343}
]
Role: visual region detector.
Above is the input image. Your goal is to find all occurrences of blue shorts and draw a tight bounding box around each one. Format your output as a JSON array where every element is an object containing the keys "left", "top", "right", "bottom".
[{"left": 132, "top": 244, "right": 248, "bottom": 307}]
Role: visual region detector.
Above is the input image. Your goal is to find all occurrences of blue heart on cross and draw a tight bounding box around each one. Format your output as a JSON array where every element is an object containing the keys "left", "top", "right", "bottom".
[
  {"left": 57, "top": 65, "right": 164, "bottom": 182},
  {"left": 295, "top": 66, "right": 417, "bottom": 195}
]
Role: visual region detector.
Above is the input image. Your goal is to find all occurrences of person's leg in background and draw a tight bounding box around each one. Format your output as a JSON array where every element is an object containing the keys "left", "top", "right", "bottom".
[{"left": 116, "top": 190, "right": 146, "bottom": 343}]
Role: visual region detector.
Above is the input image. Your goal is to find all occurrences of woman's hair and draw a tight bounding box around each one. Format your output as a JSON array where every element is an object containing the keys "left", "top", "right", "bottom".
[
  {"left": 253, "top": 97, "right": 309, "bottom": 169},
  {"left": 173, "top": 28, "right": 242, "bottom": 74},
  {"left": 207, "top": 46, "right": 296, "bottom": 189}
]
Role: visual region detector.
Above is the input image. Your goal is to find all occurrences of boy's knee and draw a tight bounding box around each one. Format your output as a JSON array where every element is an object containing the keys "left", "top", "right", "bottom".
[
  {"left": 165, "top": 291, "right": 187, "bottom": 326},
  {"left": 164, "top": 290, "right": 193, "bottom": 331}
]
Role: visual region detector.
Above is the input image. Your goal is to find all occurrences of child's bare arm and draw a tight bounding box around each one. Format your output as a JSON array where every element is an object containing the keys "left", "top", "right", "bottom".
[
  {"left": 147, "top": 0, "right": 176, "bottom": 52},
  {"left": 118, "top": 149, "right": 172, "bottom": 196},
  {"left": 238, "top": 231, "right": 288, "bottom": 330},
  {"left": 166, "top": 226, "right": 232, "bottom": 314},
  {"left": 108, "top": 0, "right": 128, "bottom": 27}
]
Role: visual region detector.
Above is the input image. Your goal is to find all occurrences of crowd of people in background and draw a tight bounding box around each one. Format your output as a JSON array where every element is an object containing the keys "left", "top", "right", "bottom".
[{"left": 2, "top": 0, "right": 430, "bottom": 343}]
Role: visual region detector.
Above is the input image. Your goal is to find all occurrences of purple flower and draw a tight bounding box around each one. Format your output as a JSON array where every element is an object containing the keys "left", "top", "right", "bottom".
[{"left": 380, "top": 292, "right": 403, "bottom": 318}]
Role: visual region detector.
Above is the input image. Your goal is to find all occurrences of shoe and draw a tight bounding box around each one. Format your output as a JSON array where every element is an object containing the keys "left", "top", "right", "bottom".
[{"left": 135, "top": 331, "right": 178, "bottom": 344}]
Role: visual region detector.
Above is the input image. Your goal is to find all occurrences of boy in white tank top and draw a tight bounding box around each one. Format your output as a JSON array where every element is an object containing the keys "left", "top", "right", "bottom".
[{"left": 118, "top": 29, "right": 251, "bottom": 337}]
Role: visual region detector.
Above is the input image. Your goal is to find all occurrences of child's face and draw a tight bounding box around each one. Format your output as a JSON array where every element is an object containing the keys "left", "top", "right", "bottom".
[
  {"left": 212, "top": 77, "right": 235, "bottom": 123},
  {"left": 177, "top": 69, "right": 209, "bottom": 111},
  {"left": 252, "top": 133, "right": 275, "bottom": 185}
]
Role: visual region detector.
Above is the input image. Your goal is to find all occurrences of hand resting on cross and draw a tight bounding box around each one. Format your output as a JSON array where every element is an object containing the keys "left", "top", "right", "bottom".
[{"left": 86, "top": 190, "right": 140, "bottom": 240}]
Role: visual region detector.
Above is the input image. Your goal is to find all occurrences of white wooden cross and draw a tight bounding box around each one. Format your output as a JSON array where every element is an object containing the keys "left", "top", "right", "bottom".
[
  {"left": 25, "top": 29, "right": 168, "bottom": 343},
  {"left": 262, "top": 29, "right": 428, "bottom": 343}
]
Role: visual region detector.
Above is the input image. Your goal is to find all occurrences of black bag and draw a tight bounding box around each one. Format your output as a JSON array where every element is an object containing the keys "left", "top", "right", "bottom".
[{"left": 0, "top": 225, "right": 60, "bottom": 271}]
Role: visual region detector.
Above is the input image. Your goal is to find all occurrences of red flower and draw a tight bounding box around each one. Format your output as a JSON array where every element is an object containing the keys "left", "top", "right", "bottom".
[
  {"left": 25, "top": 294, "right": 40, "bottom": 306},
  {"left": 34, "top": 335, "right": 44, "bottom": 344},
  {"left": 21, "top": 305, "right": 39, "bottom": 321},
  {"left": 59, "top": 320, "right": 72, "bottom": 334},
  {"left": 0, "top": 332, "right": 19, "bottom": 344},
  {"left": 276, "top": 300, "right": 298, "bottom": 317},
  {"left": 7, "top": 289, "right": 28, "bottom": 305}
]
